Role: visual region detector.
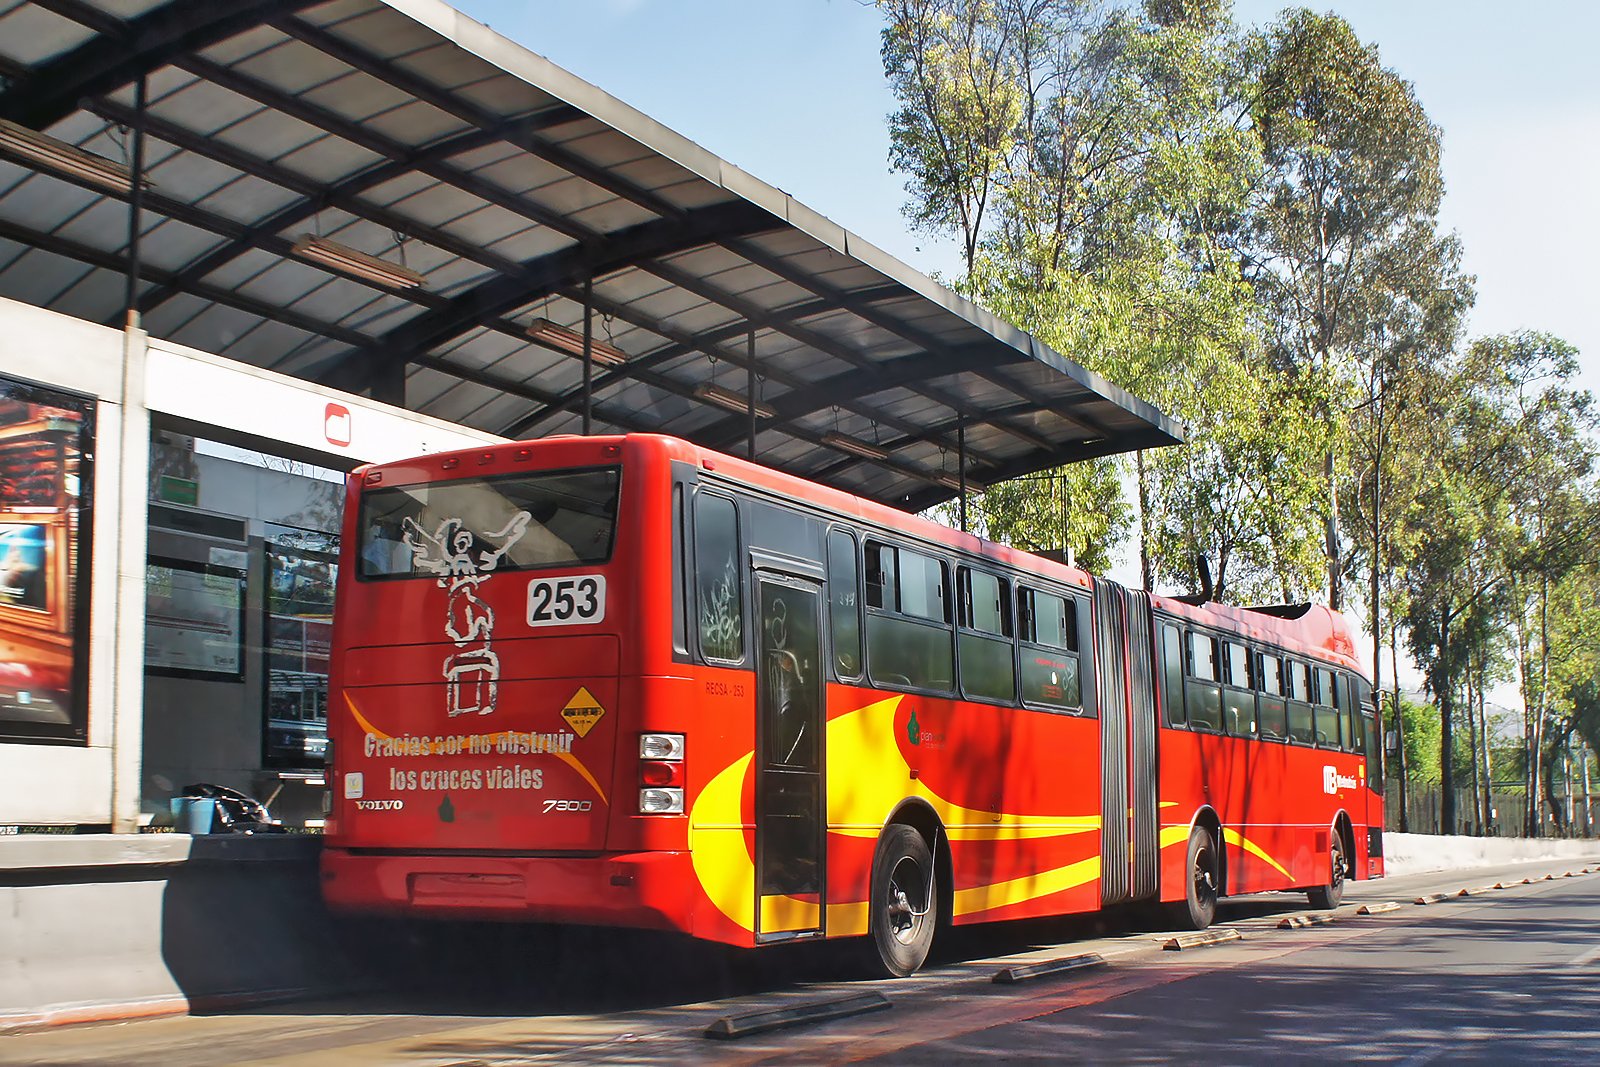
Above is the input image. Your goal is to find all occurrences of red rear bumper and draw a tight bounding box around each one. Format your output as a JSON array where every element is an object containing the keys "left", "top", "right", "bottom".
[{"left": 321, "top": 847, "right": 709, "bottom": 934}]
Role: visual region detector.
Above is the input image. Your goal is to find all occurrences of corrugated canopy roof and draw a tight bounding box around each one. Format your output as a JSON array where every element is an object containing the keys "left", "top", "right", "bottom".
[{"left": 0, "top": 0, "right": 1181, "bottom": 510}]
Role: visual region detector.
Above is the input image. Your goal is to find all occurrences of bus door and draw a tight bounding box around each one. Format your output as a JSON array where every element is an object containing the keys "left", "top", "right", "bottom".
[
  {"left": 1092, "top": 579, "right": 1160, "bottom": 905},
  {"left": 751, "top": 559, "right": 826, "bottom": 939}
]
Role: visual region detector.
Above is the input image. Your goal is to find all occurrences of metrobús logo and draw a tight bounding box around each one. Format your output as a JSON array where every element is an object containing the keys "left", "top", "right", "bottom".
[
  {"left": 354, "top": 799, "right": 404, "bottom": 811},
  {"left": 1323, "top": 766, "right": 1359, "bottom": 794}
]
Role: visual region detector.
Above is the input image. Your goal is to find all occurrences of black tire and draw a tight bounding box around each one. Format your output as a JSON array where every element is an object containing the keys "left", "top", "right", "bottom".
[
  {"left": 1173, "top": 825, "right": 1219, "bottom": 930},
  {"left": 1307, "top": 831, "right": 1347, "bottom": 910},
  {"left": 866, "top": 823, "right": 937, "bottom": 978}
]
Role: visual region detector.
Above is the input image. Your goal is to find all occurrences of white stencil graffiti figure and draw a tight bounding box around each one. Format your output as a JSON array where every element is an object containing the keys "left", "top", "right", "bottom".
[{"left": 402, "top": 513, "right": 530, "bottom": 718}]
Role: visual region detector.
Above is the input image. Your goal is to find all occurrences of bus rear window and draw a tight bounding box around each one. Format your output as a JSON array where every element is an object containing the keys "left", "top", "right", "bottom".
[{"left": 357, "top": 466, "right": 621, "bottom": 580}]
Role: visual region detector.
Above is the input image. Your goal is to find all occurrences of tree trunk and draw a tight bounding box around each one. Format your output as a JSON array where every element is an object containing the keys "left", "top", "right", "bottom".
[
  {"left": 1438, "top": 609, "right": 1455, "bottom": 835},
  {"left": 1536, "top": 574, "right": 1550, "bottom": 834},
  {"left": 1391, "top": 622, "right": 1408, "bottom": 833},
  {"left": 1136, "top": 450, "right": 1152, "bottom": 591},
  {"left": 1325, "top": 450, "right": 1340, "bottom": 610},
  {"left": 1466, "top": 669, "right": 1481, "bottom": 835},
  {"left": 1584, "top": 748, "right": 1594, "bottom": 836},
  {"left": 1477, "top": 668, "right": 1493, "bottom": 832}
]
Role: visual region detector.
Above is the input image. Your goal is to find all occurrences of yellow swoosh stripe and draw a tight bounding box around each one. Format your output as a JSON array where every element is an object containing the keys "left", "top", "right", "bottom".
[
  {"left": 688, "top": 693, "right": 1104, "bottom": 934},
  {"left": 1222, "top": 827, "right": 1292, "bottom": 879},
  {"left": 954, "top": 855, "right": 1101, "bottom": 916},
  {"left": 1159, "top": 819, "right": 1292, "bottom": 880}
]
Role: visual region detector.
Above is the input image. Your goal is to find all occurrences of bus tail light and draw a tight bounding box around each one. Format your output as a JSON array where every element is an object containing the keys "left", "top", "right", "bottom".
[
  {"left": 638, "top": 733, "right": 684, "bottom": 814},
  {"left": 639, "top": 733, "right": 685, "bottom": 760},
  {"left": 639, "top": 761, "right": 682, "bottom": 787},
  {"left": 639, "top": 788, "right": 684, "bottom": 814}
]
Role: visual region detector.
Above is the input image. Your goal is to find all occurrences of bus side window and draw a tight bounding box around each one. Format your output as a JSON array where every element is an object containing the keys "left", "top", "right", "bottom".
[
  {"left": 671, "top": 482, "right": 687, "bottom": 656},
  {"left": 1348, "top": 676, "right": 1366, "bottom": 754},
  {"left": 864, "top": 541, "right": 953, "bottom": 693},
  {"left": 694, "top": 493, "right": 743, "bottom": 663},
  {"left": 1285, "top": 660, "right": 1314, "bottom": 744},
  {"left": 1019, "top": 587, "right": 1080, "bottom": 711},
  {"left": 1160, "top": 624, "right": 1186, "bottom": 727},
  {"left": 1257, "top": 653, "right": 1287, "bottom": 740},
  {"left": 827, "top": 529, "right": 862, "bottom": 680},
  {"left": 1185, "top": 631, "right": 1222, "bottom": 732},
  {"left": 1314, "top": 667, "right": 1338, "bottom": 747},
  {"left": 1222, "top": 641, "right": 1256, "bottom": 737},
  {"left": 957, "top": 566, "right": 1016, "bottom": 704}
]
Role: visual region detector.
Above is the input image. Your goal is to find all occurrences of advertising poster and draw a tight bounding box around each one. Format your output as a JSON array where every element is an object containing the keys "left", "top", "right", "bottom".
[{"left": 0, "top": 375, "right": 93, "bottom": 744}]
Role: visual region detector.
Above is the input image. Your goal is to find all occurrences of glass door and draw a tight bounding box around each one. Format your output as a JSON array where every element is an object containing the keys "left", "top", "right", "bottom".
[{"left": 754, "top": 574, "right": 825, "bottom": 937}]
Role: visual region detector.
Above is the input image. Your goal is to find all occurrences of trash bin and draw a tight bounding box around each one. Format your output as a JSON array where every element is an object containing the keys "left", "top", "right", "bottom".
[{"left": 170, "top": 796, "right": 217, "bottom": 835}]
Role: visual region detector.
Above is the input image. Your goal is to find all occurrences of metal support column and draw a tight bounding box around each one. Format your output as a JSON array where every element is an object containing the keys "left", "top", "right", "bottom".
[
  {"left": 581, "top": 277, "right": 593, "bottom": 436},
  {"left": 747, "top": 329, "right": 756, "bottom": 461},
  {"left": 122, "top": 76, "right": 148, "bottom": 329},
  {"left": 957, "top": 420, "right": 968, "bottom": 532}
]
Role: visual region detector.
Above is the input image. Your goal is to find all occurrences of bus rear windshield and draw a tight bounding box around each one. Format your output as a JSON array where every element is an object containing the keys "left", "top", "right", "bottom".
[{"left": 357, "top": 466, "right": 621, "bottom": 580}]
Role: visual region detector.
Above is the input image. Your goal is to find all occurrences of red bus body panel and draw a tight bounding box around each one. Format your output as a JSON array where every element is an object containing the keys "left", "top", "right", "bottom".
[{"left": 322, "top": 433, "right": 1383, "bottom": 946}]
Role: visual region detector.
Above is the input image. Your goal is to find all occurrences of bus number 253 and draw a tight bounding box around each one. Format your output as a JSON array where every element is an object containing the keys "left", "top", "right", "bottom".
[{"left": 527, "top": 573, "right": 607, "bottom": 627}]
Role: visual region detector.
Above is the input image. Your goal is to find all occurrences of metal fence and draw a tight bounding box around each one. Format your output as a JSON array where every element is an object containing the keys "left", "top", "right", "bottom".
[{"left": 1390, "top": 784, "right": 1598, "bottom": 838}]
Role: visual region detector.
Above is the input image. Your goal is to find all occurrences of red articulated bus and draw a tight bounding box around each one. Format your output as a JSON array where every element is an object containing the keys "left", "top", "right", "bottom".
[{"left": 321, "top": 433, "right": 1384, "bottom": 976}]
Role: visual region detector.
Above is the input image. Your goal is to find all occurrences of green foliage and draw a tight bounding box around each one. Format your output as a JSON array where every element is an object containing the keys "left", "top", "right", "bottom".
[
  {"left": 876, "top": 1, "right": 1600, "bottom": 820},
  {"left": 1393, "top": 695, "right": 1440, "bottom": 785}
]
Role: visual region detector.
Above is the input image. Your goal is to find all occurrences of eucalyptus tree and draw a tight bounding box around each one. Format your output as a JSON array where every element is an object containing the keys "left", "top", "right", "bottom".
[
  {"left": 881, "top": 0, "right": 1302, "bottom": 589},
  {"left": 1248, "top": 8, "right": 1450, "bottom": 611}
]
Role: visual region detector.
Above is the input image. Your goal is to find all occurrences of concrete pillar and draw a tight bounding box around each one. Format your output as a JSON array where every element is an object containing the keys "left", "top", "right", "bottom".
[{"left": 110, "top": 326, "right": 151, "bottom": 833}]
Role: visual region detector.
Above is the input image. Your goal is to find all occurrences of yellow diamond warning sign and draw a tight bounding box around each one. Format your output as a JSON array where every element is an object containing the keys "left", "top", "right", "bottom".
[{"left": 561, "top": 686, "right": 606, "bottom": 737}]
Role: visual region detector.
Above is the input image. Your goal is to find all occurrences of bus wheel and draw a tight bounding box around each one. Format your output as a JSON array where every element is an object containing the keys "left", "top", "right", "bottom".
[
  {"left": 1174, "top": 825, "right": 1219, "bottom": 930},
  {"left": 1307, "top": 832, "right": 1347, "bottom": 910},
  {"left": 867, "top": 823, "right": 936, "bottom": 977}
]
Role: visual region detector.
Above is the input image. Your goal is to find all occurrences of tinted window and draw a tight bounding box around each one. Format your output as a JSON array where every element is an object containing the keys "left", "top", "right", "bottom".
[
  {"left": 1259, "top": 654, "right": 1283, "bottom": 696},
  {"left": 1025, "top": 589, "right": 1077, "bottom": 651},
  {"left": 1188, "top": 632, "right": 1219, "bottom": 682},
  {"left": 827, "top": 530, "right": 861, "bottom": 679},
  {"left": 1021, "top": 647, "right": 1081, "bottom": 709},
  {"left": 1161, "top": 625, "right": 1186, "bottom": 726},
  {"left": 961, "top": 632, "right": 1016, "bottom": 703},
  {"left": 1287, "top": 700, "right": 1316, "bottom": 744},
  {"left": 694, "top": 494, "right": 742, "bottom": 662},
  {"left": 961, "top": 568, "right": 1010, "bottom": 636},
  {"left": 1222, "top": 642, "right": 1254, "bottom": 734},
  {"left": 1259, "top": 692, "right": 1288, "bottom": 739},
  {"left": 865, "top": 540, "right": 896, "bottom": 610},
  {"left": 867, "top": 614, "right": 953, "bottom": 692},
  {"left": 899, "top": 549, "right": 947, "bottom": 621},
  {"left": 359, "top": 466, "right": 621, "bottom": 579}
]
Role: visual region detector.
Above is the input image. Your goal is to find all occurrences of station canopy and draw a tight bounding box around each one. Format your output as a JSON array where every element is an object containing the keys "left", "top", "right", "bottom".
[{"left": 0, "top": 0, "right": 1181, "bottom": 511}]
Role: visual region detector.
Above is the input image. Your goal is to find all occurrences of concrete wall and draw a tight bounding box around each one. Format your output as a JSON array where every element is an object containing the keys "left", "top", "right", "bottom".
[
  {"left": 0, "top": 834, "right": 357, "bottom": 1029},
  {"left": 1384, "top": 832, "right": 1600, "bottom": 876}
]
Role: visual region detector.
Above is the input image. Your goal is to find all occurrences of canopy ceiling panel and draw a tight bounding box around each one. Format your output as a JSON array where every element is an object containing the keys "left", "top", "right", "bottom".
[{"left": 0, "top": 0, "right": 1180, "bottom": 512}]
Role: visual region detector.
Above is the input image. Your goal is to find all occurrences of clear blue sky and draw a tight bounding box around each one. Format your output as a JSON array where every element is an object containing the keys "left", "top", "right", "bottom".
[{"left": 454, "top": 0, "right": 1598, "bottom": 401}]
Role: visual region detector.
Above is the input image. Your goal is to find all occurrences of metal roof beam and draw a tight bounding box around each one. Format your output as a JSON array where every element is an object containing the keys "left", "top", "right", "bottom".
[
  {"left": 635, "top": 258, "right": 1014, "bottom": 463},
  {"left": 506, "top": 284, "right": 906, "bottom": 436},
  {"left": 273, "top": 14, "right": 684, "bottom": 222},
  {"left": 342, "top": 200, "right": 780, "bottom": 372},
  {"left": 2, "top": 0, "right": 322, "bottom": 128},
  {"left": 0, "top": 214, "right": 378, "bottom": 352},
  {"left": 83, "top": 98, "right": 583, "bottom": 318},
  {"left": 176, "top": 53, "right": 596, "bottom": 244},
  {"left": 725, "top": 237, "right": 1123, "bottom": 440}
]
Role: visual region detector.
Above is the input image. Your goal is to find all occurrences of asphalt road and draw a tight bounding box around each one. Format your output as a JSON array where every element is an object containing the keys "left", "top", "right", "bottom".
[{"left": 3, "top": 858, "right": 1598, "bottom": 1066}]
